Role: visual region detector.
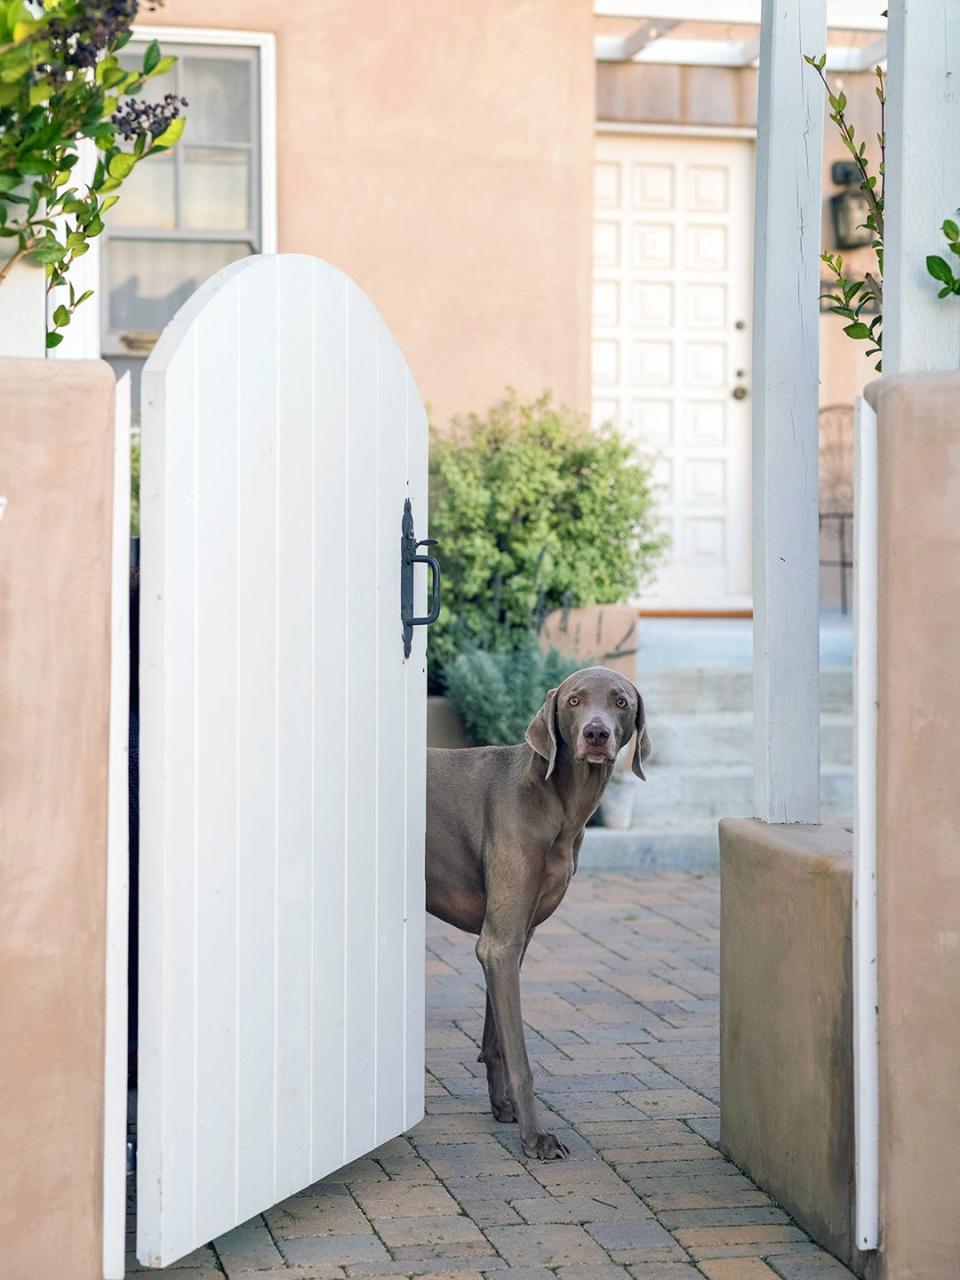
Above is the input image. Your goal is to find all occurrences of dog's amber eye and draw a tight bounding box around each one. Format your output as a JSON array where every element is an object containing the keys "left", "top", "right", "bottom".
[
  {"left": 616, "top": 697, "right": 627, "bottom": 708},
  {"left": 568, "top": 695, "right": 580, "bottom": 706}
]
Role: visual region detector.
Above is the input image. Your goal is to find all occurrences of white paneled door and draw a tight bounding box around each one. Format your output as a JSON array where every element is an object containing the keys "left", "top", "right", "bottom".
[
  {"left": 137, "top": 255, "right": 428, "bottom": 1268},
  {"left": 592, "top": 133, "right": 754, "bottom": 609}
]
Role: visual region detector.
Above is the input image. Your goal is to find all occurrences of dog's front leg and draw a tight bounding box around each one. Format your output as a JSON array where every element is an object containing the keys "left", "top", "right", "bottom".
[{"left": 476, "top": 926, "right": 568, "bottom": 1160}]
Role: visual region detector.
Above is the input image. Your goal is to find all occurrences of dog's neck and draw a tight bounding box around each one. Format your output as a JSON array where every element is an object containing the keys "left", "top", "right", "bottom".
[{"left": 546, "top": 744, "right": 613, "bottom": 830}]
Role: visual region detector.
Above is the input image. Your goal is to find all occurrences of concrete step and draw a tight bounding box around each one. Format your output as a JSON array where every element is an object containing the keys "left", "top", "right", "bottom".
[
  {"left": 580, "top": 822, "right": 721, "bottom": 871},
  {"left": 633, "top": 763, "right": 852, "bottom": 823},
  {"left": 640, "top": 666, "right": 852, "bottom": 715},
  {"left": 649, "top": 711, "right": 852, "bottom": 768}
]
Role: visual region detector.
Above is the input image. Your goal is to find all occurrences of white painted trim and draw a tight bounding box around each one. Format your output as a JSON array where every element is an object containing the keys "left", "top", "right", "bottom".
[
  {"left": 883, "top": 0, "right": 960, "bottom": 374},
  {"left": 594, "top": 0, "right": 886, "bottom": 29},
  {"left": 121, "top": 26, "right": 278, "bottom": 261},
  {"left": 597, "top": 120, "right": 757, "bottom": 139},
  {"left": 103, "top": 373, "right": 131, "bottom": 1280},
  {"left": 751, "top": 0, "right": 825, "bottom": 825},
  {"left": 853, "top": 393, "right": 879, "bottom": 1253}
]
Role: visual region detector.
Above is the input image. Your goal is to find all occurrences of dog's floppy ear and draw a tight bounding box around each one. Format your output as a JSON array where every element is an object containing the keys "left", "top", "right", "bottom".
[
  {"left": 631, "top": 689, "right": 652, "bottom": 780},
  {"left": 526, "top": 687, "right": 559, "bottom": 779}
]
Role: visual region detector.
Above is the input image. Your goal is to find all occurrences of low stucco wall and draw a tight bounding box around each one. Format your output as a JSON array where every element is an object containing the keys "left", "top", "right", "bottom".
[
  {"left": 0, "top": 359, "right": 117, "bottom": 1280},
  {"left": 719, "top": 819, "right": 871, "bottom": 1276},
  {"left": 868, "top": 373, "right": 960, "bottom": 1278}
]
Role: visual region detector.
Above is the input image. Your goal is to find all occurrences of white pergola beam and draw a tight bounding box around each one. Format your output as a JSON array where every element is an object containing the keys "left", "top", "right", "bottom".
[
  {"left": 595, "top": 36, "right": 884, "bottom": 70},
  {"left": 595, "top": 0, "right": 885, "bottom": 30},
  {"left": 752, "top": 0, "right": 827, "bottom": 824},
  {"left": 884, "top": 0, "right": 960, "bottom": 374},
  {"left": 595, "top": 19, "right": 678, "bottom": 61}
]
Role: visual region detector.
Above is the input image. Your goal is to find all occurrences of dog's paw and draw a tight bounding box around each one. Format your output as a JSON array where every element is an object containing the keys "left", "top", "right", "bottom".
[
  {"left": 522, "top": 1131, "right": 569, "bottom": 1160},
  {"left": 491, "top": 1098, "right": 517, "bottom": 1124}
]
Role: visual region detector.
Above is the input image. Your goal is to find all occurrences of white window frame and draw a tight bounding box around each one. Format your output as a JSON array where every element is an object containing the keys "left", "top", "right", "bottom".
[{"left": 52, "top": 28, "right": 276, "bottom": 361}]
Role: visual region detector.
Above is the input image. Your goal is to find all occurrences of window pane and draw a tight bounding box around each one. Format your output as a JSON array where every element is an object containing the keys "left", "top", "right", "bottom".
[
  {"left": 181, "top": 56, "right": 253, "bottom": 144},
  {"left": 181, "top": 148, "right": 250, "bottom": 231},
  {"left": 106, "top": 239, "right": 251, "bottom": 338},
  {"left": 108, "top": 151, "right": 175, "bottom": 230}
]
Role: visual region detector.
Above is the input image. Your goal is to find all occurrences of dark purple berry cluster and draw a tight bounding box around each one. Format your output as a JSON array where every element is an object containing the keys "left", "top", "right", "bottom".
[
  {"left": 112, "top": 91, "right": 186, "bottom": 141},
  {"left": 37, "top": 0, "right": 162, "bottom": 80}
]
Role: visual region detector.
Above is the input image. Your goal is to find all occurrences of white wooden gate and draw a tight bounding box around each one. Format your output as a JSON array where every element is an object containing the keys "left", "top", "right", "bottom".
[{"left": 137, "top": 254, "right": 428, "bottom": 1268}]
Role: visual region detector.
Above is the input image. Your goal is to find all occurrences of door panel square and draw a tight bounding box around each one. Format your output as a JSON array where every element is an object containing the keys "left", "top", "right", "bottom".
[
  {"left": 632, "top": 399, "right": 673, "bottom": 444},
  {"left": 593, "top": 280, "right": 620, "bottom": 326},
  {"left": 684, "top": 401, "right": 726, "bottom": 445},
  {"left": 594, "top": 161, "right": 622, "bottom": 209},
  {"left": 686, "top": 282, "right": 727, "bottom": 328},
  {"left": 631, "top": 340, "right": 673, "bottom": 386},
  {"left": 594, "top": 221, "right": 621, "bottom": 268},
  {"left": 632, "top": 224, "right": 674, "bottom": 269},
  {"left": 686, "top": 225, "right": 728, "bottom": 271},
  {"left": 685, "top": 516, "right": 726, "bottom": 562},
  {"left": 631, "top": 281, "right": 673, "bottom": 328},
  {"left": 686, "top": 165, "right": 729, "bottom": 212},
  {"left": 685, "top": 458, "right": 726, "bottom": 504},
  {"left": 685, "top": 342, "right": 726, "bottom": 387},
  {"left": 632, "top": 163, "right": 674, "bottom": 210},
  {"left": 593, "top": 338, "right": 620, "bottom": 385},
  {"left": 592, "top": 397, "right": 620, "bottom": 427}
]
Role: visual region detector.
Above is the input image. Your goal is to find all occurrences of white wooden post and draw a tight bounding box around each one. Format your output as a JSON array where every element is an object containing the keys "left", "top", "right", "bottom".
[
  {"left": 752, "top": 0, "right": 826, "bottom": 824},
  {"left": 884, "top": 0, "right": 960, "bottom": 374}
]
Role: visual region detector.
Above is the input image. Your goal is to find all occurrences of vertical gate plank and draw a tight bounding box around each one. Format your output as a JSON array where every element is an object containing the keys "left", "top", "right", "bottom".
[
  {"left": 275, "top": 255, "right": 317, "bottom": 1198},
  {"left": 310, "top": 262, "right": 348, "bottom": 1179},
  {"left": 194, "top": 286, "right": 242, "bottom": 1246},
  {"left": 375, "top": 331, "right": 409, "bottom": 1142},
  {"left": 403, "top": 372, "right": 428, "bottom": 1131},
  {"left": 235, "top": 262, "right": 280, "bottom": 1223},
  {"left": 343, "top": 289, "right": 381, "bottom": 1160},
  {"left": 140, "top": 326, "right": 200, "bottom": 1266}
]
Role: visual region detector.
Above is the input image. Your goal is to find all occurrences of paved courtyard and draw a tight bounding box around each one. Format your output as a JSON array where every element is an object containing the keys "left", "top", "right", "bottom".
[{"left": 132, "top": 872, "right": 854, "bottom": 1280}]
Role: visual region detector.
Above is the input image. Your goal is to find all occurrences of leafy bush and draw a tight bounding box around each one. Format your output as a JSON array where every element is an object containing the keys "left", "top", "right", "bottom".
[
  {"left": 0, "top": 1, "right": 186, "bottom": 346},
  {"left": 444, "top": 642, "right": 582, "bottom": 748},
  {"left": 428, "top": 392, "right": 667, "bottom": 689}
]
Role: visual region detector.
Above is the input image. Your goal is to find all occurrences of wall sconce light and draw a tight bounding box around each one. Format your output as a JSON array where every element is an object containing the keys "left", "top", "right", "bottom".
[{"left": 829, "top": 160, "right": 874, "bottom": 250}]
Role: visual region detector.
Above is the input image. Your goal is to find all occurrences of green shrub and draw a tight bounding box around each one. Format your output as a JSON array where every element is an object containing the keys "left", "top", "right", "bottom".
[
  {"left": 428, "top": 392, "right": 667, "bottom": 689},
  {"left": 444, "top": 642, "right": 583, "bottom": 747}
]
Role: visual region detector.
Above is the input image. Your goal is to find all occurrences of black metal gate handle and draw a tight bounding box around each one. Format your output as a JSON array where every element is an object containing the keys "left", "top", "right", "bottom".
[
  {"left": 401, "top": 498, "right": 442, "bottom": 658},
  {"left": 409, "top": 550, "right": 442, "bottom": 627}
]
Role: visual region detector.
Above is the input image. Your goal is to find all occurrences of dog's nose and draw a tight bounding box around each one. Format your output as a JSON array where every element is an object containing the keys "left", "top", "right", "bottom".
[{"left": 583, "top": 722, "right": 610, "bottom": 746}]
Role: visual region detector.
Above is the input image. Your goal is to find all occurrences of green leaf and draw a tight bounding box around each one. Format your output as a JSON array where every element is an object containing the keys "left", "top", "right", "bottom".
[
  {"left": 0, "top": 172, "right": 21, "bottom": 194},
  {"left": 943, "top": 218, "right": 960, "bottom": 241},
  {"left": 843, "top": 322, "right": 872, "bottom": 340},
  {"left": 45, "top": 331, "right": 64, "bottom": 349},
  {"left": 143, "top": 39, "right": 161, "bottom": 74},
  {"left": 53, "top": 304, "right": 70, "bottom": 327},
  {"left": 151, "top": 116, "right": 185, "bottom": 149},
  {"left": 926, "top": 255, "right": 954, "bottom": 284},
  {"left": 108, "top": 152, "right": 137, "bottom": 181}
]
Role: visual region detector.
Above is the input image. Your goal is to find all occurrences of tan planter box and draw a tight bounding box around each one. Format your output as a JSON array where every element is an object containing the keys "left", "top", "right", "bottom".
[{"left": 538, "top": 604, "right": 637, "bottom": 679}]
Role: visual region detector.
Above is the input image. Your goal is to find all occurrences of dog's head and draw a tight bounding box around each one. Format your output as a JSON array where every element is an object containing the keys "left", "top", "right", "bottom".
[{"left": 525, "top": 666, "right": 652, "bottom": 781}]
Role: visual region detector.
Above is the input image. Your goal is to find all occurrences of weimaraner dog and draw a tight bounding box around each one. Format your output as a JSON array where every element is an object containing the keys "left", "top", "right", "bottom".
[{"left": 426, "top": 665, "right": 651, "bottom": 1160}]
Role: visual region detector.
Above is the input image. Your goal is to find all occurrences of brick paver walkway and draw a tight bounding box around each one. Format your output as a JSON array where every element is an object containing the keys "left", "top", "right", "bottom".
[{"left": 131, "top": 872, "right": 854, "bottom": 1280}]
